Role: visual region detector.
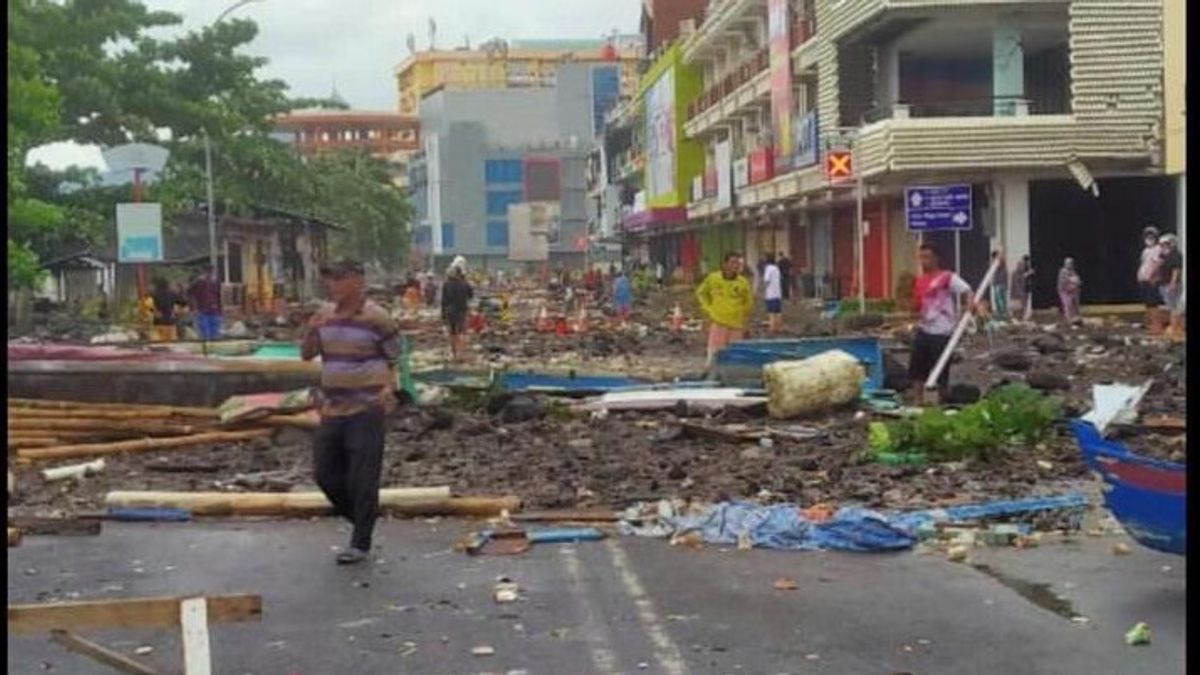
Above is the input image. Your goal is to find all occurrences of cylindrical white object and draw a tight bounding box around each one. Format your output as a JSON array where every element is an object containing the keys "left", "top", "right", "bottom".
[
  {"left": 764, "top": 350, "right": 866, "bottom": 419},
  {"left": 42, "top": 458, "right": 106, "bottom": 482}
]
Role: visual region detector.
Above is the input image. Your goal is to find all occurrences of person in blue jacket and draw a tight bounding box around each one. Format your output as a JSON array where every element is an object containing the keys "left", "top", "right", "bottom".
[{"left": 613, "top": 269, "right": 633, "bottom": 324}]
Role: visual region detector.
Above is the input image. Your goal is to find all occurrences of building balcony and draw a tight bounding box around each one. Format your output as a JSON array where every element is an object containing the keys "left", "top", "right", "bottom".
[
  {"left": 681, "top": 0, "right": 763, "bottom": 64},
  {"left": 684, "top": 67, "right": 770, "bottom": 140},
  {"left": 687, "top": 47, "right": 769, "bottom": 123}
]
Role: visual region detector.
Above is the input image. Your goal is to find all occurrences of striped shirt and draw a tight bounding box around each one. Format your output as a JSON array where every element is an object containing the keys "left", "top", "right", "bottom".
[{"left": 312, "top": 300, "right": 401, "bottom": 418}]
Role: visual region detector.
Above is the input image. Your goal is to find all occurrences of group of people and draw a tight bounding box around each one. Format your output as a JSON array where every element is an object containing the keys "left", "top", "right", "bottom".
[
  {"left": 1138, "top": 226, "right": 1184, "bottom": 340},
  {"left": 145, "top": 266, "right": 223, "bottom": 342}
]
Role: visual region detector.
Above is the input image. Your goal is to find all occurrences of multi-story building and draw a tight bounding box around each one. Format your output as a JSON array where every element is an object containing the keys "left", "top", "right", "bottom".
[
  {"left": 394, "top": 37, "right": 643, "bottom": 117},
  {"left": 640, "top": 0, "right": 711, "bottom": 53},
  {"left": 271, "top": 108, "right": 421, "bottom": 187},
  {"left": 411, "top": 62, "right": 625, "bottom": 272},
  {"left": 607, "top": 0, "right": 1181, "bottom": 306}
]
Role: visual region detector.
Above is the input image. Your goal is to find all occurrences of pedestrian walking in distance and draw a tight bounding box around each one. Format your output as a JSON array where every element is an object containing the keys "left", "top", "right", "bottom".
[
  {"left": 696, "top": 251, "right": 754, "bottom": 372},
  {"left": 1010, "top": 254, "right": 1034, "bottom": 322},
  {"left": 187, "top": 265, "right": 223, "bottom": 341},
  {"left": 761, "top": 252, "right": 783, "bottom": 334},
  {"left": 612, "top": 268, "right": 633, "bottom": 324},
  {"left": 301, "top": 259, "right": 401, "bottom": 565},
  {"left": 1137, "top": 226, "right": 1165, "bottom": 334},
  {"left": 1057, "top": 258, "right": 1082, "bottom": 324},
  {"left": 909, "top": 244, "right": 977, "bottom": 401},
  {"left": 441, "top": 263, "right": 473, "bottom": 362}
]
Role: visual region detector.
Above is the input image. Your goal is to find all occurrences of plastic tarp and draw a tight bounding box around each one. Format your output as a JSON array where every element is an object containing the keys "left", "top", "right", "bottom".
[
  {"left": 1079, "top": 381, "right": 1153, "bottom": 436},
  {"left": 619, "top": 493, "right": 1090, "bottom": 553}
]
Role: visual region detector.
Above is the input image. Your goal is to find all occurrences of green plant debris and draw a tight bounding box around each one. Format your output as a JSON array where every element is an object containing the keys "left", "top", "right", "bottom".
[{"left": 869, "top": 384, "right": 1063, "bottom": 462}]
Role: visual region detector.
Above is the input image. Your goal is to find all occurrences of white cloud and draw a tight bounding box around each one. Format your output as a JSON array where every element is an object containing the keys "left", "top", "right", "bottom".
[
  {"left": 26, "top": 142, "right": 108, "bottom": 172},
  {"left": 146, "top": 0, "right": 641, "bottom": 110}
]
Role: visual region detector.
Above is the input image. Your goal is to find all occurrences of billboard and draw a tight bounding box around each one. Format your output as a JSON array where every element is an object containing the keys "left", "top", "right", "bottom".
[
  {"left": 645, "top": 67, "right": 676, "bottom": 200},
  {"left": 116, "top": 203, "right": 163, "bottom": 263},
  {"left": 768, "top": 0, "right": 793, "bottom": 175},
  {"left": 715, "top": 140, "right": 732, "bottom": 209},
  {"left": 795, "top": 111, "right": 819, "bottom": 168}
]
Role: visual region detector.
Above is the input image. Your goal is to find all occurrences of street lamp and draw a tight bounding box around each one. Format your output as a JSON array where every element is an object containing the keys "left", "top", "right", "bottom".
[{"left": 205, "top": 0, "right": 266, "bottom": 277}]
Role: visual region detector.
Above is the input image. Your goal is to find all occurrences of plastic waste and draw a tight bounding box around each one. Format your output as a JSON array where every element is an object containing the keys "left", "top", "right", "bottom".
[{"left": 763, "top": 350, "right": 865, "bottom": 419}]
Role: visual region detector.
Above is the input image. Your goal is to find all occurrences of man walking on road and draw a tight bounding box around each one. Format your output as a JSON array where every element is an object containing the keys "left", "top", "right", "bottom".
[
  {"left": 696, "top": 251, "right": 754, "bottom": 372},
  {"left": 909, "top": 244, "right": 977, "bottom": 401},
  {"left": 441, "top": 263, "right": 473, "bottom": 362},
  {"left": 302, "top": 259, "right": 401, "bottom": 565},
  {"left": 761, "top": 252, "right": 783, "bottom": 334},
  {"left": 187, "top": 266, "right": 223, "bottom": 341}
]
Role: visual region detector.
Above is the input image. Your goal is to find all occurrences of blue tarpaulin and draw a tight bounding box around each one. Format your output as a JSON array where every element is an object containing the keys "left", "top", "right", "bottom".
[{"left": 621, "top": 493, "right": 1090, "bottom": 553}]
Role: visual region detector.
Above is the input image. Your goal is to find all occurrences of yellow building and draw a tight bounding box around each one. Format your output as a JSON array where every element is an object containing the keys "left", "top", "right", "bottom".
[{"left": 395, "top": 39, "right": 644, "bottom": 115}]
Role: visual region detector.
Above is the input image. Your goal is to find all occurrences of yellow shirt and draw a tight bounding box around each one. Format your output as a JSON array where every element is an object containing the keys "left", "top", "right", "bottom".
[{"left": 695, "top": 271, "right": 753, "bottom": 330}]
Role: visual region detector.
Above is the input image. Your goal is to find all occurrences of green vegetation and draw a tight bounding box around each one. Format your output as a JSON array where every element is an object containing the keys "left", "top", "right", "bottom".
[
  {"left": 869, "top": 383, "right": 1063, "bottom": 462},
  {"left": 7, "top": 0, "right": 411, "bottom": 290},
  {"left": 836, "top": 298, "right": 898, "bottom": 317}
]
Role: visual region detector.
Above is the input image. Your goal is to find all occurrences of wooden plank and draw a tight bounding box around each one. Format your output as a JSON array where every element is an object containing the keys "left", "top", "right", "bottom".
[
  {"left": 17, "top": 429, "right": 275, "bottom": 462},
  {"left": 8, "top": 528, "right": 22, "bottom": 547},
  {"left": 8, "top": 419, "right": 211, "bottom": 435},
  {"left": 104, "top": 486, "right": 457, "bottom": 516},
  {"left": 8, "top": 594, "right": 262, "bottom": 635},
  {"left": 511, "top": 509, "right": 619, "bottom": 523},
  {"left": 49, "top": 630, "right": 162, "bottom": 675},
  {"left": 179, "top": 598, "right": 211, "bottom": 675}
]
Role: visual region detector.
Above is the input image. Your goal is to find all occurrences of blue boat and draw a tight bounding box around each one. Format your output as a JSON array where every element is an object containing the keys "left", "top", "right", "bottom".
[
  {"left": 1071, "top": 420, "right": 1186, "bottom": 556},
  {"left": 714, "top": 336, "right": 885, "bottom": 391}
]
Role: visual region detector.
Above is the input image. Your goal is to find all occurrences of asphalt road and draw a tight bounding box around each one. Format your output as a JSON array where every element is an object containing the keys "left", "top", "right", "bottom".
[{"left": 7, "top": 518, "right": 1185, "bottom": 674}]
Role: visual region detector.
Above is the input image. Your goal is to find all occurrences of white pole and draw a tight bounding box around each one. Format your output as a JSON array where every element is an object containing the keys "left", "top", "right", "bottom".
[
  {"left": 953, "top": 229, "right": 961, "bottom": 314},
  {"left": 204, "top": 130, "right": 218, "bottom": 273},
  {"left": 924, "top": 254, "right": 1003, "bottom": 391}
]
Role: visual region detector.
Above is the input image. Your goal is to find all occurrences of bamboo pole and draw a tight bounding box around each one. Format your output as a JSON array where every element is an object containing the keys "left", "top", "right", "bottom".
[
  {"left": 248, "top": 414, "right": 319, "bottom": 430},
  {"left": 9, "top": 408, "right": 214, "bottom": 421},
  {"left": 7, "top": 399, "right": 216, "bottom": 418},
  {"left": 102, "top": 488, "right": 521, "bottom": 518},
  {"left": 8, "top": 438, "right": 62, "bottom": 449},
  {"left": 17, "top": 429, "right": 276, "bottom": 462},
  {"left": 8, "top": 419, "right": 211, "bottom": 435}
]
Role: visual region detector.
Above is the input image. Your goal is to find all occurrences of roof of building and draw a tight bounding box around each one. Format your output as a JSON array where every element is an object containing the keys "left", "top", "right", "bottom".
[{"left": 394, "top": 45, "right": 641, "bottom": 74}]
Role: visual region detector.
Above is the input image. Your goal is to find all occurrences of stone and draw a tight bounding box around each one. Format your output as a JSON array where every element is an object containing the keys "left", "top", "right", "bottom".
[
  {"left": 993, "top": 349, "right": 1033, "bottom": 371},
  {"left": 944, "top": 384, "right": 981, "bottom": 405},
  {"left": 1026, "top": 371, "right": 1071, "bottom": 392}
]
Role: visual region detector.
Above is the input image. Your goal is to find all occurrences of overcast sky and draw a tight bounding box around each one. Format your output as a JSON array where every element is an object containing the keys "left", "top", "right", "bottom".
[{"left": 29, "top": 0, "right": 640, "bottom": 170}]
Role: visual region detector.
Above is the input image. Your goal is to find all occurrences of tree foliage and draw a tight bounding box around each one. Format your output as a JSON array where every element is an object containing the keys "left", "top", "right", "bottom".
[{"left": 7, "top": 0, "right": 412, "bottom": 288}]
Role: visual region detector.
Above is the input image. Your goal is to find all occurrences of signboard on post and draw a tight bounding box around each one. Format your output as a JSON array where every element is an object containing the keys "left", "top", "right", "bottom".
[
  {"left": 116, "top": 203, "right": 164, "bottom": 262},
  {"left": 904, "top": 184, "right": 973, "bottom": 231},
  {"left": 825, "top": 150, "right": 853, "bottom": 183},
  {"left": 768, "top": 0, "right": 794, "bottom": 175}
]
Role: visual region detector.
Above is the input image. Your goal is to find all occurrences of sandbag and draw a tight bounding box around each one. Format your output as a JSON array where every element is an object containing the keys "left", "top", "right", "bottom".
[{"left": 763, "top": 349, "right": 865, "bottom": 419}]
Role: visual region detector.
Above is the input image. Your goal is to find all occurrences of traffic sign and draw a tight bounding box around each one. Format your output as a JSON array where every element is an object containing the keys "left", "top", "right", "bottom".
[
  {"left": 826, "top": 150, "right": 853, "bottom": 181},
  {"left": 905, "top": 184, "right": 972, "bottom": 231}
]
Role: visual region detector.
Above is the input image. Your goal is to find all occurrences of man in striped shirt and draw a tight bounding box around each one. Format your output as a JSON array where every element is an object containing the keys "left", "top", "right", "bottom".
[{"left": 302, "top": 259, "right": 401, "bottom": 565}]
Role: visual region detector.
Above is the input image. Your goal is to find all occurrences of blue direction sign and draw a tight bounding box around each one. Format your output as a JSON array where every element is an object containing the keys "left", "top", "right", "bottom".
[{"left": 905, "top": 184, "right": 972, "bottom": 231}]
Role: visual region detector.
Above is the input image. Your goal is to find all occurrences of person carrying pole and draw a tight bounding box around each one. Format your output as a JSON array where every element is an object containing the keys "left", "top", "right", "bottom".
[{"left": 908, "top": 244, "right": 977, "bottom": 401}]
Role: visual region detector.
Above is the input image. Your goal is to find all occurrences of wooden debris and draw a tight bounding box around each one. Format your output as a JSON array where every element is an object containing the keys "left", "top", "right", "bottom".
[
  {"left": 9, "top": 419, "right": 210, "bottom": 435},
  {"left": 511, "top": 509, "right": 619, "bottom": 523},
  {"left": 49, "top": 630, "right": 161, "bottom": 675},
  {"left": 179, "top": 598, "right": 211, "bottom": 675},
  {"left": 101, "top": 487, "right": 522, "bottom": 518},
  {"left": 8, "top": 399, "right": 216, "bottom": 418},
  {"left": 8, "top": 594, "right": 263, "bottom": 634},
  {"left": 8, "top": 528, "right": 22, "bottom": 547},
  {"left": 17, "top": 429, "right": 275, "bottom": 462},
  {"left": 42, "top": 458, "right": 106, "bottom": 482}
]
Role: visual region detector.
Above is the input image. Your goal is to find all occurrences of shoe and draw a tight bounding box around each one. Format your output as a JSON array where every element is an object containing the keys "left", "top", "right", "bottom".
[{"left": 336, "top": 547, "right": 369, "bottom": 565}]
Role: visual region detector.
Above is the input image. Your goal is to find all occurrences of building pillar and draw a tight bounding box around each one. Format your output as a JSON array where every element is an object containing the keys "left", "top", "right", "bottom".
[
  {"left": 992, "top": 19, "right": 1024, "bottom": 116},
  {"left": 994, "top": 176, "right": 1030, "bottom": 262},
  {"left": 1179, "top": 173, "right": 1187, "bottom": 292}
]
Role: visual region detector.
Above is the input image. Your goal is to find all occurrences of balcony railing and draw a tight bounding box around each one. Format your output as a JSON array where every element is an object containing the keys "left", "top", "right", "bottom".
[
  {"left": 687, "top": 47, "right": 769, "bottom": 121},
  {"left": 860, "top": 95, "right": 1068, "bottom": 124},
  {"left": 791, "top": 15, "right": 816, "bottom": 49}
]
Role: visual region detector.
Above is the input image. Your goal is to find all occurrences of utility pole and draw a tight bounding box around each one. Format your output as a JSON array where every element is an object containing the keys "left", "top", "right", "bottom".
[{"left": 204, "top": 129, "right": 217, "bottom": 276}]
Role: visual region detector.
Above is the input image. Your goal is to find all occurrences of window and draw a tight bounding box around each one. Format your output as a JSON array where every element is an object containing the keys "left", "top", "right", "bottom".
[
  {"left": 441, "top": 223, "right": 455, "bottom": 249},
  {"left": 485, "top": 159, "right": 523, "bottom": 183},
  {"left": 486, "top": 220, "right": 509, "bottom": 248},
  {"left": 486, "top": 190, "right": 523, "bottom": 216}
]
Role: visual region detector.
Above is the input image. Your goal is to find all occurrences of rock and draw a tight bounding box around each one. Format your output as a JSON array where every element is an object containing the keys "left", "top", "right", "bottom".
[
  {"left": 883, "top": 351, "right": 910, "bottom": 391},
  {"left": 944, "top": 384, "right": 981, "bottom": 405},
  {"left": 1032, "top": 335, "right": 1070, "bottom": 355},
  {"left": 993, "top": 349, "right": 1033, "bottom": 371},
  {"left": 1112, "top": 542, "right": 1132, "bottom": 555},
  {"left": 497, "top": 395, "right": 544, "bottom": 424},
  {"left": 1026, "top": 371, "right": 1071, "bottom": 392}
]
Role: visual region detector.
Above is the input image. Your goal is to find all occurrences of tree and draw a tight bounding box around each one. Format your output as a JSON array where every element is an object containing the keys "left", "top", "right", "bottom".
[{"left": 308, "top": 151, "right": 412, "bottom": 273}]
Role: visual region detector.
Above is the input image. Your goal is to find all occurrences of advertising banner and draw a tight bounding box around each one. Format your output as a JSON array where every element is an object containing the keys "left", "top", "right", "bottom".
[
  {"left": 116, "top": 203, "right": 163, "bottom": 263},
  {"left": 645, "top": 68, "right": 677, "bottom": 200},
  {"left": 795, "top": 111, "right": 819, "bottom": 168},
  {"left": 715, "top": 140, "right": 732, "bottom": 209},
  {"left": 768, "top": 0, "right": 793, "bottom": 175}
]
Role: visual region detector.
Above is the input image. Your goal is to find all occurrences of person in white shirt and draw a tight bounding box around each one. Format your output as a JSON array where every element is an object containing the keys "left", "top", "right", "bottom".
[
  {"left": 761, "top": 252, "right": 783, "bottom": 334},
  {"left": 908, "top": 244, "right": 979, "bottom": 400}
]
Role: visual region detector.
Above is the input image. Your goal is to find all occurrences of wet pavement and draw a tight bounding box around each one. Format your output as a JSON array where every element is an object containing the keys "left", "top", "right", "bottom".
[{"left": 7, "top": 518, "right": 1185, "bottom": 674}]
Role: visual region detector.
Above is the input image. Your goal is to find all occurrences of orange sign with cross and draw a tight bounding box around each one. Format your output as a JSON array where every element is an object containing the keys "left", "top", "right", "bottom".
[{"left": 826, "top": 150, "right": 853, "bottom": 181}]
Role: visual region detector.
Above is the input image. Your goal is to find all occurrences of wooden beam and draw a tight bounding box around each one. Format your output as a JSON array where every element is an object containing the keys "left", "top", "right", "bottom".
[
  {"left": 104, "top": 486, "right": 458, "bottom": 516},
  {"left": 17, "top": 429, "right": 275, "bottom": 462},
  {"left": 9, "top": 517, "right": 102, "bottom": 537},
  {"left": 49, "top": 630, "right": 162, "bottom": 675},
  {"left": 179, "top": 598, "right": 211, "bottom": 675},
  {"left": 8, "top": 594, "right": 263, "bottom": 635}
]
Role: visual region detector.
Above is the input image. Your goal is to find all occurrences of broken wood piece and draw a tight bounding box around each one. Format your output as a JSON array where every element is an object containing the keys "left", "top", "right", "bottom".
[
  {"left": 1135, "top": 415, "right": 1186, "bottom": 432},
  {"left": 179, "top": 597, "right": 211, "bottom": 675},
  {"left": 102, "top": 487, "right": 521, "bottom": 518},
  {"left": 8, "top": 528, "right": 22, "bottom": 547},
  {"left": 7, "top": 399, "right": 217, "bottom": 418},
  {"left": 144, "top": 462, "right": 224, "bottom": 474},
  {"left": 17, "top": 429, "right": 275, "bottom": 462},
  {"left": 8, "top": 438, "right": 62, "bottom": 449},
  {"left": 8, "top": 517, "right": 102, "bottom": 536},
  {"left": 8, "top": 594, "right": 263, "bottom": 635},
  {"left": 250, "top": 413, "right": 319, "bottom": 430},
  {"left": 8, "top": 419, "right": 211, "bottom": 435},
  {"left": 42, "top": 458, "right": 106, "bottom": 482},
  {"left": 9, "top": 407, "right": 213, "bottom": 421},
  {"left": 49, "top": 630, "right": 162, "bottom": 675},
  {"left": 511, "top": 509, "right": 619, "bottom": 523}
]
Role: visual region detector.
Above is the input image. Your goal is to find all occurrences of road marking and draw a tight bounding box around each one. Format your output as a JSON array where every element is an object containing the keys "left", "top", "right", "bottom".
[
  {"left": 560, "top": 546, "right": 621, "bottom": 675},
  {"left": 604, "top": 538, "right": 688, "bottom": 675}
]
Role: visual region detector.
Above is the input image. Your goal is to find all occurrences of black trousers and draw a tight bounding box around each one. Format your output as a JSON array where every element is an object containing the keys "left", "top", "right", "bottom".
[
  {"left": 909, "top": 329, "right": 952, "bottom": 393},
  {"left": 314, "top": 409, "right": 386, "bottom": 551}
]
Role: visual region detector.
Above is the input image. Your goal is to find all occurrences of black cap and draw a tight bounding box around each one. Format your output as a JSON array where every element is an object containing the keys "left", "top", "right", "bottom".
[{"left": 319, "top": 259, "right": 365, "bottom": 278}]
